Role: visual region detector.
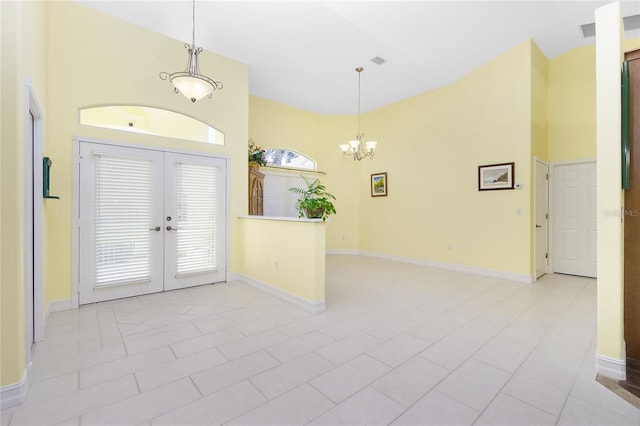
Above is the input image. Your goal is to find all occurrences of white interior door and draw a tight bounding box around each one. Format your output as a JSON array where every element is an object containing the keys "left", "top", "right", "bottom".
[
  {"left": 78, "top": 142, "right": 226, "bottom": 304},
  {"left": 535, "top": 160, "right": 549, "bottom": 279},
  {"left": 553, "top": 162, "right": 597, "bottom": 278}
]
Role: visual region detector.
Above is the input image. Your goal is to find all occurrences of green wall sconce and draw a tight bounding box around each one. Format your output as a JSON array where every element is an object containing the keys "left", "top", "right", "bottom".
[{"left": 43, "top": 157, "right": 60, "bottom": 199}]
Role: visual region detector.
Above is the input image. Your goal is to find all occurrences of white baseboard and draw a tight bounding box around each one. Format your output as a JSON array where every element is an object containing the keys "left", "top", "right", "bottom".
[
  {"left": 236, "top": 274, "right": 326, "bottom": 314},
  {"left": 357, "top": 250, "right": 534, "bottom": 283},
  {"left": 0, "top": 368, "right": 28, "bottom": 410},
  {"left": 43, "top": 298, "right": 73, "bottom": 329},
  {"left": 226, "top": 272, "right": 242, "bottom": 282},
  {"left": 596, "top": 353, "right": 627, "bottom": 380},
  {"left": 326, "top": 249, "right": 360, "bottom": 256}
]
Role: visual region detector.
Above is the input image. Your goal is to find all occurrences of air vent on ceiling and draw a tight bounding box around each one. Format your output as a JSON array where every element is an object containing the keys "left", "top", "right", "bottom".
[
  {"left": 370, "top": 56, "right": 386, "bottom": 65},
  {"left": 580, "top": 14, "right": 640, "bottom": 38}
]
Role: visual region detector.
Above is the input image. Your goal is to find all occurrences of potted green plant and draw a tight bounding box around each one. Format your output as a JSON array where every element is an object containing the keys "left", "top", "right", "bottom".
[
  {"left": 289, "top": 175, "right": 337, "bottom": 221},
  {"left": 248, "top": 139, "right": 267, "bottom": 169}
]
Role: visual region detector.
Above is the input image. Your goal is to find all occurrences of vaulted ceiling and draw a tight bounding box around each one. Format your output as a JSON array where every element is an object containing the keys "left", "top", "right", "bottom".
[{"left": 76, "top": 1, "right": 640, "bottom": 114}]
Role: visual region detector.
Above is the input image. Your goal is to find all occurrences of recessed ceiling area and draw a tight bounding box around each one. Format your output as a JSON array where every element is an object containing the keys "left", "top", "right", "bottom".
[{"left": 75, "top": 1, "right": 640, "bottom": 115}]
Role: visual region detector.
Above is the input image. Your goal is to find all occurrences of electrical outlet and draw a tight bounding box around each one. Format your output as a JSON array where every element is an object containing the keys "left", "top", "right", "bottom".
[
  {"left": 274, "top": 261, "right": 279, "bottom": 270},
  {"left": 448, "top": 244, "right": 453, "bottom": 251}
]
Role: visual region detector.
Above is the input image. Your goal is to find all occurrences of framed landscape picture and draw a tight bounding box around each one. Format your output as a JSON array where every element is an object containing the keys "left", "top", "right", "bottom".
[
  {"left": 371, "top": 172, "right": 387, "bottom": 197},
  {"left": 478, "top": 162, "right": 514, "bottom": 191}
]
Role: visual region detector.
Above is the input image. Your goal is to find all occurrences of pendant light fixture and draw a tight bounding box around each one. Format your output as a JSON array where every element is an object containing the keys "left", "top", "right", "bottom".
[
  {"left": 159, "top": 0, "right": 223, "bottom": 103},
  {"left": 339, "top": 67, "right": 377, "bottom": 161}
]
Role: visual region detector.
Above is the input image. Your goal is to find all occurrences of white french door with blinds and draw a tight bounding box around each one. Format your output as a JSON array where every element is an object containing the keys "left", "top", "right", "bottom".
[{"left": 78, "top": 141, "right": 226, "bottom": 304}]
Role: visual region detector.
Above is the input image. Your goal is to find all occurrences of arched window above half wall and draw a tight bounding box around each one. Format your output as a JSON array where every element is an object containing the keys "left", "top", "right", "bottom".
[
  {"left": 263, "top": 148, "right": 316, "bottom": 170},
  {"left": 79, "top": 105, "right": 224, "bottom": 145}
]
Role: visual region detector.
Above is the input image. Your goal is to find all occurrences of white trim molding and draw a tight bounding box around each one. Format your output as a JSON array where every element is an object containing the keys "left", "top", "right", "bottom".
[
  {"left": 357, "top": 251, "right": 534, "bottom": 283},
  {"left": 596, "top": 353, "right": 626, "bottom": 380},
  {"left": 326, "top": 249, "right": 360, "bottom": 256},
  {"left": 236, "top": 274, "right": 326, "bottom": 314},
  {"left": 0, "top": 368, "right": 28, "bottom": 410}
]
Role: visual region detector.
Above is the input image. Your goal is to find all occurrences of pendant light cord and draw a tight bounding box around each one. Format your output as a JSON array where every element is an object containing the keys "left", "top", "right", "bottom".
[
  {"left": 358, "top": 70, "right": 361, "bottom": 136},
  {"left": 356, "top": 67, "right": 363, "bottom": 138},
  {"left": 191, "top": 0, "right": 196, "bottom": 46}
]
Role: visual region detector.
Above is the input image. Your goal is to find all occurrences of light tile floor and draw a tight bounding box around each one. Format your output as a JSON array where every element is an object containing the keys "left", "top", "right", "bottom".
[{"left": 3, "top": 255, "right": 640, "bottom": 425}]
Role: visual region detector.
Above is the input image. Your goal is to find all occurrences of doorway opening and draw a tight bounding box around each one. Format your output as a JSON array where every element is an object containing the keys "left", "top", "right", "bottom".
[
  {"left": 24, "top": 83, "right": 45, "bottom": 352},
  {"left": 534, "top": 159, "right": 549, "bottom": 280}
]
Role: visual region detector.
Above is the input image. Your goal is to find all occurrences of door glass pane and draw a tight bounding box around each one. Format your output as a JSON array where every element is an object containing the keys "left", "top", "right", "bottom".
[
  {"left": 94, "top": 154, "right": 152, "bottom": 286},
  {"left": 176, "top": 162, "right": 218, "bottom": 275}
]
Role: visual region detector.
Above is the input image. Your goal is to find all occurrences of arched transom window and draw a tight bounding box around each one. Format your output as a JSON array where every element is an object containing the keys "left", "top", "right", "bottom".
[
  {"left": 79, "top": 105, "right": 224, "bottom": 145},
  {"left": 263, "top": 148, "right": 316, "bottom": 170}
]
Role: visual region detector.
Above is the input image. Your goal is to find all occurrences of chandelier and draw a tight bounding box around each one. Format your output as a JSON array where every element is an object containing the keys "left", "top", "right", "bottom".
[
  {"left": 339, "top": 67, "right": 377, "bottom": 161},
  {"left": 159, "top": 0, "right": 223, "bottom": 103}
]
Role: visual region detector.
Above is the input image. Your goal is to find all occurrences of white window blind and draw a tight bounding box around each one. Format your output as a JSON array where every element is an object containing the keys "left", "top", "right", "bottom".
[
  {"left": 94, "top": 154, "right": 152, "bottom": 287},
  {"left": 263, "top": 172, "right": 306, "bottom": 217},
  {"left": 176, "top": 162, "right": 218, "bottom": 275}
]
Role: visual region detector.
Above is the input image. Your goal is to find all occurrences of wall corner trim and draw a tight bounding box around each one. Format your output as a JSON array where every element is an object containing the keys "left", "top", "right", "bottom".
[
  {"left": 233, "top": 274, "right": 326, "bottom": 314},
  {"left": 596, "top": 353, "right": 627, "bottom": 380},
  {"left": 0, "top": 368, "right": 28, "bottom": 410}
]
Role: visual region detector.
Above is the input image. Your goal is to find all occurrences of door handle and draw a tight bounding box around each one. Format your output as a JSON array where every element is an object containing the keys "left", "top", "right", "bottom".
[
  {"left": 149, "top": 226, "right": 161, "bottom": 231},
  {"left": 166, "top": 225, "right": 178, "bottom": 231},
  {"left": 536, "top": 224, "right": 542, "bottom": 228}
]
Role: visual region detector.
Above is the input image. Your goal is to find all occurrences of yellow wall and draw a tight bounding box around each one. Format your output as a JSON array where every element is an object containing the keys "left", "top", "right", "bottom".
[
  {"left": 548, "top": 46, "right": 597, "bottom": 162},
  {"left": 1, "top": 0, "right": 50, "bottom": 387},
  {"left": 548, "top": 38, "right": 639, "bottom": 163},
  {"left": 531, "top": 41, "right": 549, "bottom": 162},
  {"left": 239, "top": 217, "right": 325, "bottom": 304},
  {"left": 358, "top": 40, "right": 534, "bottom": 277},
  {"left": 248, "top": 97, "right": 361, "bottom": 252},
  {"left": 45, "top": 2, "right": 248, "bottom": 308},
  {"left": 250, "top": 41, "right": 539, "bottom": 279},
  {"left": 595, "top": 2, "right": 625, "bottom": 367}
]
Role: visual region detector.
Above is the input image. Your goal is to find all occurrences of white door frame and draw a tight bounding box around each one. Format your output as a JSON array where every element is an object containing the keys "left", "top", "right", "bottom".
[
  {"left": 71, "top": 136, "right": 230, "bottom": 308},
  {"left": 23, "top": 80, "right": 45, "bottom": 353},
  {"left": 534, "top": 157, "right": 549, "bottom": 280},
  {"left": 548, "top": 158, "right": 597, "bottom": 275}
]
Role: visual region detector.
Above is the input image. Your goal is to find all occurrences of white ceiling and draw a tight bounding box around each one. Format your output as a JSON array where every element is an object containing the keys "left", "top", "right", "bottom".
[{"left": 76, "top": 1, "right": 640, "bottom": 115}]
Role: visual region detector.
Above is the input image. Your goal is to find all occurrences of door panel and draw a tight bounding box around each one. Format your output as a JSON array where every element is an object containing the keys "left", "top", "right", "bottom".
[
  {"left": 79, "top": 143, "right": 165, "bottom": 304},
  {"left": 553, "top": 162, "right": 597, "bottom": 278},
  {"left": 624, "top": 50, "right": 640, "bottom": 359},
  {"left": 164, "top": 153, "right": 226, "bottom": 290}
]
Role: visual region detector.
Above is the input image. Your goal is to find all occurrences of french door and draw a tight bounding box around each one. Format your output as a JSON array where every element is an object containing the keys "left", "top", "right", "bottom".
[{"left": 78, "top": 141, "right": 226, "bottom": 304}]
